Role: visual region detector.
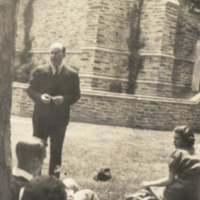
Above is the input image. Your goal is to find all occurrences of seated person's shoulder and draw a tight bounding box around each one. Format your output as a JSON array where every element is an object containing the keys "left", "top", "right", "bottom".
[
  {"left": 11, "top": 175, "right": 29, "bottom": 200},
  {"left": 11, "top": 175, "right": 29, "bottom": 190},
  {"left": 170, "top": 149, "right": 182, "bottom": 157}
]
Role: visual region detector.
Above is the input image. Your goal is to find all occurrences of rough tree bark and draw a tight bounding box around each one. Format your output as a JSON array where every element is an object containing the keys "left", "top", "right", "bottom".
[{"left": 0, "top": 0, "right": 18, "bottom": 199}]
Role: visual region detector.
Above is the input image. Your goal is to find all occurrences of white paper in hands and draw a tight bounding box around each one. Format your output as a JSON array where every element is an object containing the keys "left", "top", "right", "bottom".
[
  {"left": 41, "top": 93, "right": 51, "bottom": 104},
  {"left": 52, "top": 95, "right": 64, "bottom": 105}
]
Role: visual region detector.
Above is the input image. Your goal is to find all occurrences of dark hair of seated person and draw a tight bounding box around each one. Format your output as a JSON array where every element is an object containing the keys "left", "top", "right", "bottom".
[
  {"left": 16, "top": 137, "right": 47, "bottom": 168},
  {"left": 174, "top": 125, "right": 195, "bottom": 146},
  {"left": 21, "top": 175, "right": 67, "bottom": 200}
]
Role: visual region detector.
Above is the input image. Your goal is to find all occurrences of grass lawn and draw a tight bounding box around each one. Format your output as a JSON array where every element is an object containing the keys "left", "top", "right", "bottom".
[{"left": 11, "top": 116, "right": 200, "bottom": 200}]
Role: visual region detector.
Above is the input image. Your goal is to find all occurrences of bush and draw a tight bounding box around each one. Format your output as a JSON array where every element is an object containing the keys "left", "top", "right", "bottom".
[
  {"left": 12, "top": 61, "right": 36, "bottom": 83},
  {"left": 109, "top": 82, "right": 123, "bottom": 93}
]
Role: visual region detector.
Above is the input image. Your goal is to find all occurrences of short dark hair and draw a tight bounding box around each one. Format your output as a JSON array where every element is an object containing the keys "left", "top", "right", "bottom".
[
  {"left": 21, "top": 175, "right": 67, "bottom": 200},
  {"left": 174, "top": 125, "right": 195, "bottom": 146},
  {"left": 16, "top": 137, "right": 47, "bottom": 167}
]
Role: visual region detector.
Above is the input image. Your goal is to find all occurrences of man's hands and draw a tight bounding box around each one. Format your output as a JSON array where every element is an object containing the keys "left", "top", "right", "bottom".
[
  {"left": 41, "top": 94, "right": 51, "bottom": 104},
  {"left": 52, "top": 95, "right": 64, "bottom": 105},
  {"left": 41, "top": 94, "right": 64, "bottom": 105}
]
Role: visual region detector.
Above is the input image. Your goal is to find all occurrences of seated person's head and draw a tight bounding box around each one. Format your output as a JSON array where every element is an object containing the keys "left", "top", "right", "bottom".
[
  {"left": 173, "top": 126, "right": 195, "bottom": 148},
  {"left": 16, "top": 137, "right": 47, "bottom": 176},
  {"left": 21, "top": 175, "right": 67, "bottom": 200}
]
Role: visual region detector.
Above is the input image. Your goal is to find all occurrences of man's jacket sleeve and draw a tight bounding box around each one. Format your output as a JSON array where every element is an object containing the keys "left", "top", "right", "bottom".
[
  {"left": 63, "top": 72, "right": 80, "bottom": 105},
  {"left": 27, "top": 68, "right": 42, "bottom": 102}
]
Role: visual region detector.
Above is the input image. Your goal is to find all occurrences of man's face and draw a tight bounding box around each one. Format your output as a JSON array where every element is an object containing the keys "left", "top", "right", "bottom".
[
  {"left": 33, "top": 149, "right": 46, "bottom": 176},
  {"left": 50, "top": 46, "right": 65, "bottom": 68}
]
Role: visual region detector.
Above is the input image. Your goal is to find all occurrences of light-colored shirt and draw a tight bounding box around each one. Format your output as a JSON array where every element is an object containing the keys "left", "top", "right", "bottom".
[
  {"left": 19, "top": 187, "right": 25, "bottom": 200},
  {"left": 12, "top": 166, "right": 33, "bottom": 181},
  {"left": 50, "top": 60, "right": 64, "bottom": 75}
]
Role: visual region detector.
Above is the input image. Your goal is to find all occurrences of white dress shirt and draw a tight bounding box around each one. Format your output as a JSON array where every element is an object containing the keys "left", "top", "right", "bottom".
[
  {"left": 50, "top": 60, "right": 64, "bottom": 75},
  {"left": 12, "top": 166, "right": 33, "bottom": 181}
]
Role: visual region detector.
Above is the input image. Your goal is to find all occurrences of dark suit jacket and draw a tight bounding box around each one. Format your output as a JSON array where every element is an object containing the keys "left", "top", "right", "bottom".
[
  {"left": 27, "top": 64, "right": 80, "bottom": 127},
  {"left": 11, "top": 175, "right": 29, "bottom": 200}
]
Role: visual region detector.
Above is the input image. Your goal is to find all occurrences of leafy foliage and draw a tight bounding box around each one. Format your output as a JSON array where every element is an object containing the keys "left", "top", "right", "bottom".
[
  {"left": 179, "top": 0, "right": 200, "bottom": 13},
  {"left": 109, "top": 81, "right": 123, "bottom": 93},
  {"left": 189, "top": 0, "right": 200, "bottom": 9},
  {"left": 127, "top": 0, "right": 144, "bottom": 94},
  {"left": 13, "top": 0, "right": 35, "bottom": 83},
  {"left": 13, "top": 59, "right": 36, "bottom": 83}
]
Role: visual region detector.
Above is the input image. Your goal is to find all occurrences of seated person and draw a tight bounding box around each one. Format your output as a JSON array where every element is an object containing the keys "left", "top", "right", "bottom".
[
  {"left": 126, "top": 126, "right": 200, "bottom": 200},
  {"left": 63, "top": 178, "right": 100, "bottom": 200},
  {"left": 63, "top": 178, "right": 80, "bottom": 195},
  {"left": 20, "top": 175, "right": 67, "bottom": 200},
  {"left": 11, "top": 137, "right": 47, "bottom": 200},
  {"left": 73, "top": 189, "right": 100, "bottom": 200}
]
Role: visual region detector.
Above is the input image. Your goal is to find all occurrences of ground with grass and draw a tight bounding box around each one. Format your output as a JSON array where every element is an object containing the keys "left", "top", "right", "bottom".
[{"left": 11, "top": 116, "right": 200, "bottom": 200}]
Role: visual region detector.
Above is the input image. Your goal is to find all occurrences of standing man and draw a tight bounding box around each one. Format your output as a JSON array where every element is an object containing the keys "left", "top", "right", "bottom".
[{"left": 27, "top": 42, "right": 80, "bottom": 178}]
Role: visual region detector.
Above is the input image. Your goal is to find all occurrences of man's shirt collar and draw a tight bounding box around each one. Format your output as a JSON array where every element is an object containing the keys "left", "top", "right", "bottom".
[
  {"left": 50, "top": 60, "right": 64, "bottom": 75},
  {"left": 12, "top": 167, "right": 33, "bottom": 181}
]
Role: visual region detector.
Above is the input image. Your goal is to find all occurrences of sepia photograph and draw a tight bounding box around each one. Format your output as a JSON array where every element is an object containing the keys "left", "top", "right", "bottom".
[{"left": 1, "top": 0, "right": 200, "bottom": 199}]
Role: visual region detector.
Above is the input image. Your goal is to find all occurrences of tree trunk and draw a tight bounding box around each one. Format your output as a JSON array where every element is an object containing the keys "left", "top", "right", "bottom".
[{"left": 0, "top": 0, "right": 18, "bottom": 199}]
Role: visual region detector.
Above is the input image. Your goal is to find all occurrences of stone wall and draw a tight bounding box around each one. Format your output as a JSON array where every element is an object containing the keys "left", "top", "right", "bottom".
[
  {"left": 12, "top": 82, "right": 200, "bottom": 131},
  {"left": 174, "top": 10, "right": 199, "bottom": 60},
  {"left": 15, "top": 0, "right": 131, "bottom": 93},
  {"left": 16, "top": 0, "right": 130, "bottom": 56},
  {"left": 172, "top": 9, "right": 200, "bottom": 91},
  {"left": 172, "top": 60, "right": 194, "bottom": 86},
  {"left": 135, "top": 0, "right": 200, "bottom": 97},
  {"left": 96, "top": 0, "right": 128, "bottom": 50},
  {"left": 135, "top": 0, "right": 180, "bottom": 97},
  {"left": 15, "top": 0, "right": 200, "bottom": 98},
  {"left": 16, "top": 0, "right": 90, "bottom": 50}
]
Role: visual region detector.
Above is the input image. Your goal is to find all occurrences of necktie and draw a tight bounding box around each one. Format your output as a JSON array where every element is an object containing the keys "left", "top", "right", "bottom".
[{"left": 55, "top": 68, "right": 59, "bottom": 77}]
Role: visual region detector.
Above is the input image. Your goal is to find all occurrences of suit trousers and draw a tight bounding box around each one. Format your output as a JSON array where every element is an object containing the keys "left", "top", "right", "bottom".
[{"left": 33, "top": 120, "right": 67, "bottom": 177}]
